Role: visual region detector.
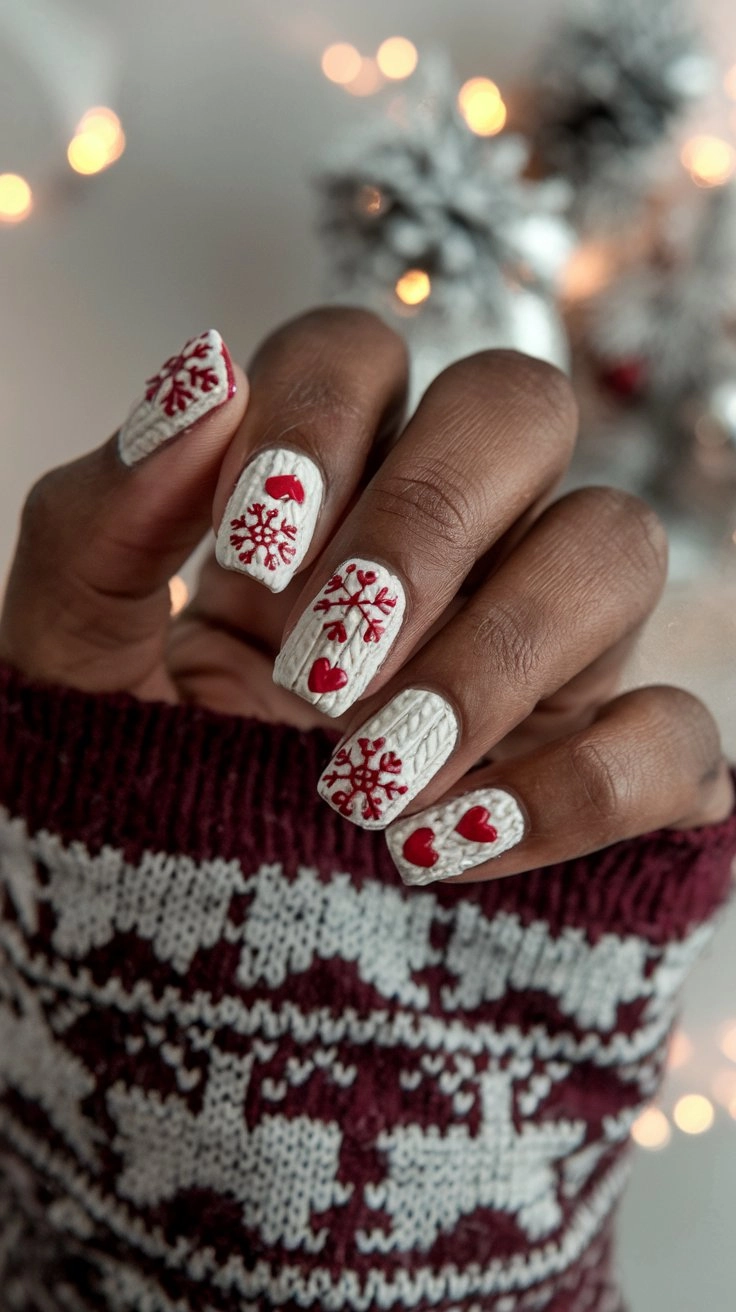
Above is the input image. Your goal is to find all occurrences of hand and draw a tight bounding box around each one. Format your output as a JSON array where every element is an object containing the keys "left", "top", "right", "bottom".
[{"left": 1, "top": 310, "right": 732, "bottom": 886}]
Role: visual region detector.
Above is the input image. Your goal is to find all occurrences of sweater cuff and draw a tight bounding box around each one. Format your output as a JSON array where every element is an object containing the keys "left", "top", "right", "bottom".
[{"left": 0, "top": 660, "right": 734, "bottom": 942}]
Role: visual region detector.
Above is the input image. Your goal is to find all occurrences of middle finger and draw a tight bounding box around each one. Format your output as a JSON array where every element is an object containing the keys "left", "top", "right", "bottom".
[{"left": 274, "top": 350, "right": 577, "bottom": 717}]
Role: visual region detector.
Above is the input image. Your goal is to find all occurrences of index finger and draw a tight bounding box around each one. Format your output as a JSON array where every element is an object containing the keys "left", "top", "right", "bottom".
[{"left": 213, "top": 307, "right": 408, "bottom": 593}]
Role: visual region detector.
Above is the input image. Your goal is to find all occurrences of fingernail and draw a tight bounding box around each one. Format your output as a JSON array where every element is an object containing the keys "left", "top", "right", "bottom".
[
  {"left": 386, "top": 787, "right": 525, "bottom": 886},
  {"left": 215, "top": 449, "right": 323, "bottom": 593},
  {"left": 118, "top": 329, "right": 235, "bottom": 467},
  {"left": 273, "top": 558, "right": 406, "bottom": 717},
  {"left": 317, "top": 688, "right": 459, "bottom": 829}
]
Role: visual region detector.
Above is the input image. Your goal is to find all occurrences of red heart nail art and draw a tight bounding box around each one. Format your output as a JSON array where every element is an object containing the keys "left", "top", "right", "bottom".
[
  {"left": 454, "top": 806, "right": 498, "bottom": 843},
  {"left": 308, "top": 657, "right": 348, "bottom": 694},
  {"left": 402, "top": 827, "right": 439, "bottom": 868},
  {"left": 265, "top": 474, "right": 305, "bottom": 504}
]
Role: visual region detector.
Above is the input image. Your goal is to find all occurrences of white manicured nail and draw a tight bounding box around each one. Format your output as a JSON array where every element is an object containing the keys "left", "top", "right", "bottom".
[
  {"left": 215, "top": 449, "right": 323, "bottom": 593},
  {"left": 273, "top": 558, "right": 406, "bottom": 717},
  {"left": 386, "top": 787, "right": 525, "bottom": 886},
  {"left": 118, "top": 329, "right": 235, "bottom": 467},
  {"left": 317, "top": 688, "right": 459, "bottom": 829}
]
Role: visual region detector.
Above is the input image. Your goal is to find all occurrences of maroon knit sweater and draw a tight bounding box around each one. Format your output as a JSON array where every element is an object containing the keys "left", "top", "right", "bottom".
[{"left": 0, "top": 662, "right": 735, "bottom": 1312}]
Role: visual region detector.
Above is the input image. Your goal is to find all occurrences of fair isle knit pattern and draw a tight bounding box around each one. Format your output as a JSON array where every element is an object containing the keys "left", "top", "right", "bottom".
[{"left": 0, "top": 666, "right": 735, "bottom": 1312}]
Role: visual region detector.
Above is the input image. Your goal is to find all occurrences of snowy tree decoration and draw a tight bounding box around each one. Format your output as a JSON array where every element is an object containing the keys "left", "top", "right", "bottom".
[
  {"left": 589, "top": 187, "right": 736, "bottom": 396},
  {"left": 533, "top": 0, "right": 712, "bottom": 224},
  {"left": 315, "top": 58, "right": 574, "bottom": 399}
]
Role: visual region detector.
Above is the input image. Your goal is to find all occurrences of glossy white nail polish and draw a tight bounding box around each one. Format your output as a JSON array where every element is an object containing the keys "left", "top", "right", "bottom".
[
  {"left": 118, "top": 329, "right": 235, "bottom": 467},
  {"left": 215, "top": 449, "right": 323, "bottom": 592},
  {"left": 386, "top": 787, "right": 525, "bottom": 886},
  {"left": 273, "top": 558, "right": 406, "bottom": 717},
  {"left": 317, "top": 688, "right": 459, "bottom": 829}
]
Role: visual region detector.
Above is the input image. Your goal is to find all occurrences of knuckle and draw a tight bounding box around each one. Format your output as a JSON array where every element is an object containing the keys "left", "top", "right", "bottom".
[
  {"left": 473, "top": 599, "right": 541, "bottom": 686},
  {"left": 254, "top": 305, "right": 406, "bottom": 374},
  {"left": 376, "top": 465, "right": 475, "bottom": 555},
  {"left": 639, "top": 685, "right": 723, "bottom": 787},
  {"left": 430, "top": 350, "right": 577, "bottom": 463},
  {"left": 567, "top": 486, "right": 668, "bottom": 586},
  {"left": 570, "top": 737, "right": 636, "bottom": 825},
  {"left": 19, "top": 469, "right": 66, "bottom": 552}
]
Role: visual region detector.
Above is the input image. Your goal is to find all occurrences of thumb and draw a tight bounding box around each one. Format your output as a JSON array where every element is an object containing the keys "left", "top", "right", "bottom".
[{"left": 0, "top": 329, "right": 248, "bottom": 699}]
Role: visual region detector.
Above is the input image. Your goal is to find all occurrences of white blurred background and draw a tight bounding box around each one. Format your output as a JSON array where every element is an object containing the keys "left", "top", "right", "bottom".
[{"left": 1, "top": 2, "right": 736, "bottom": 1306}]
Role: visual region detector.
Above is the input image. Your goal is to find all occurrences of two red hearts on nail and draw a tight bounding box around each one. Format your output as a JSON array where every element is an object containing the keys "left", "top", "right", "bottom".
[{"left": 402, "top": 806, "right": 498, "bottom": 869}]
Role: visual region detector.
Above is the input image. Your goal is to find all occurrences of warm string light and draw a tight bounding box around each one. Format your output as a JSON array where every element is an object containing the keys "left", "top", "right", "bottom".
[
  {"left": 169, "top": 575, "right": 189, "bottom": 616},
  {"left": 719, "top": 1022, "right": 736, "bottom": 1062},
  {"left": 724, "top": 64, "right": 736, "bottom": 100},
  {"left": 681, "top": 135, "right": 735, "bottom": 187},
  {"left": 559, "top": 242, "right": 614, "bottom": 301},
  {"left": 667, "top": 1029, "right": 693, "bottom": 1071},
  {"left": 321, "top": 43, "right": 362, "bottom": 85},
  {"left": 0, "top": 173, "right": 33, "bottom": 224},
  {"left": 345, "top": 58, "right": 384, "bottom": 98},
  {"left": 376, "top": 37, "right": 418, "bottom": 80},
  {"left": 457, "top": 77, "right": 507, "bottom": 136},
  {"left": 672, "top": 1093, "right": 715, "bottom": 1135},
  {"left": 68, "top": 106, "right": 125, "bottom": 176},
  {"left": 395, "top": 268, "right": 431, "bottom": 305},
  {"left": 631, "top": 1107, "right": 671, "bottom": 1150},
  {"left": 322, "top": 36, "right": 418, "bottom": 97}
]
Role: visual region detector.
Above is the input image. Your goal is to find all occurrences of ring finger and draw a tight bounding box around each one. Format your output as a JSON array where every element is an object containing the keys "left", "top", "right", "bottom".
[{"left": 315, "top": 486, "right": 668, "bottom": 827}]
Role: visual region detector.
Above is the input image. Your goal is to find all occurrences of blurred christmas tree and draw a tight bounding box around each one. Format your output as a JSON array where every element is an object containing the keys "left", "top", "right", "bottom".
[{"left": 314, "top": 0, "right": 736, "bottom": 575}]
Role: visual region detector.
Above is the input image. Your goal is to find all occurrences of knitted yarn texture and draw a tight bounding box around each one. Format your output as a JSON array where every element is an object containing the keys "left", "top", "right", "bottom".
[{"left": 0, "top": 664, "right": 734, "bottom": 1312}]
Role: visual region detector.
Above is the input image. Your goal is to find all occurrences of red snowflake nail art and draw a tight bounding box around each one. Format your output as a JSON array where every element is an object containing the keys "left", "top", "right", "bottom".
[
  {"left": 229, "top": 505, "right": 298, "bottom": 571},
  {"left": 273, "top": 557, "right": 407, "bottom": 717},
  {"left": 317, "top": 689, "right": 459, "bottom": 828},
  {"left": 216, "top": 450, "right": 323, "bottom": 593},
  {"left": 144, "top": 335, "right": 228, "bottom": 417},
  {"left": 118, "top": 329, "right": 235, "bottom": 466},
  {"left": 320, "top": 736, "right": 408, "bottom": 823},
  {"left": 314, "top": 564, "right": 398, "bottom": 644},
  {"left": 318, "top": 739, "right": 406, "bottom": 818}
]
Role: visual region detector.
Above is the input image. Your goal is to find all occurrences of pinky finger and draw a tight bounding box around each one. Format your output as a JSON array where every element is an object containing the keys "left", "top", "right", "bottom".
[{"left": 385, "top": 686, "right": 735, "bottom": 887}]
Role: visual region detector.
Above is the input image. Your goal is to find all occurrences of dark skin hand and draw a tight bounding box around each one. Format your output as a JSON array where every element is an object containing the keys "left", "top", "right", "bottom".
[{"left": 1, "top": 308, "right": 732, "bottom": 886}]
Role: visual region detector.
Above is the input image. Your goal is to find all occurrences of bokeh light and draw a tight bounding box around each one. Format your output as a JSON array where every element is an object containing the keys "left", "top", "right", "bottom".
[
  {"left": 169, "top": 576, "right": 189, "bottom": 617},
  {"left": 719, "top": 1022, "right": 736, "bottom": 1062},
  {"left": 458, "top": 77, "right": 507, "bottom": 136},
  {"left": 68, "top": 106, "right": 125, "bottom": 175},
  {"left": 395, "top": 268, "right": 431, "bottom": 305},
  {"left": 0, "top": 173, "right": 32, "bottom": 223},
  {"left": 559, "top": 242, "right": 614, "bottom": 300},
  {"left": 667, "top": 1029, "right": 693, "bottom": 1070},
  {"left": 630, "top": 1107, "right": 671, "bottom": 1150},
  {"left": 724, "top": 64, "right": 736, "bottom": 99},
  {"left": 681, "top": 135, "right": 735, "bottom": 187},
  {"left": 711, "top": 1069, "right": 736, "bottom": 1107},
  {"left": 376, "top": 37, "right": 418, "bottom": 80},
  {"left": 321, "top": 43, "right": 362, "bottom": 85},
  {"left": 345, "top": 57, "right": 384, "bottom": 97},
  {"left": 673, "top": 1094, "right": 715, "bottom": 1135}
]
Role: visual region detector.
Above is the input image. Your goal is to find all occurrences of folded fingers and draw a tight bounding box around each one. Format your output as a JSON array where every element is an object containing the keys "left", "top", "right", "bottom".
[
  {"left": 386, "top": 686, "right": 734, "bottom": 886},
  {"left": 316, "top": 486, "right": 667, "bottom": 828}
]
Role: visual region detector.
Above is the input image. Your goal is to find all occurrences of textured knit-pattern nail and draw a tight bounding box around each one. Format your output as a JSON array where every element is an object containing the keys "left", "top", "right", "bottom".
[
  {"left": 118, "top": 329, "right": 235, "bottom": 467},
  {"left": 215, "top": 449, "right": 323, "bottom": 593},
  {"left": 386, "top": 787, "right": 526, "bottom": 886},
  {"left": 317, "top": 688, "right": 459, "bottom": 830},
  {"left": 273, "top": 558, "right": 406, "bottom": 717}
]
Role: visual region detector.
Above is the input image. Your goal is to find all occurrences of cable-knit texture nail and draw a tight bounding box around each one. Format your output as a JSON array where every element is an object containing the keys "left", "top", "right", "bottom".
[
  {"left": 117, "top": 329, "right": 235, "bottom": 466},
  {"left": 317, "top": 689, "right": 459, "bottom": 830},
  {"left": 386, "top": 787, "right": 526, "bottom": 886},
  {"left": 273, "top": 559, "right": 406, "bottom": 717},
  {"left": 215, "top": 449, "right": 323, "bottom": 592}
]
